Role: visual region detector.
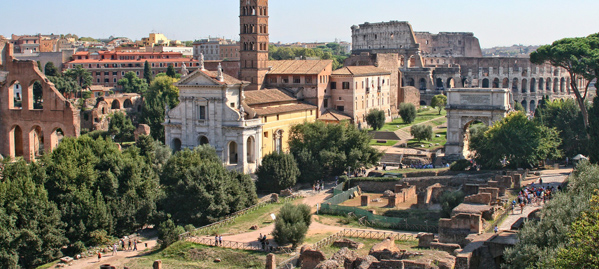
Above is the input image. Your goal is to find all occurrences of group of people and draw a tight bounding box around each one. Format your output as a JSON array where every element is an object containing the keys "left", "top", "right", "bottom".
[
  {"left": 258, "top": 233, "right": 270, "bottom": 250},
  {"left": 512, "top": 178, "right": 558, "bottom": 214},
  {"left": 312, "top": 180, "right": 325, "bottom": 192},
  {"left": 214, "top": 235, "right": 223, "bottom": 246},
  {"left": 98, "top": 238, "right": 138, "bottom": 261}
]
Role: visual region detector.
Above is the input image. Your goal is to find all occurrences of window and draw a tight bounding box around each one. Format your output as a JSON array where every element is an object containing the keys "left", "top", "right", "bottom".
[
  {"left": 104, "top": 72, "right": 109, "bottom": 76},
  {"left": 306, "top": 77, "right": 312, "bottom": 83},
  {"left": 121, "top": 71, "right": 125, "bottom": 76},
  {"left": 276, "top": 114, "right": 280, "bottom": 120},
  {"left": 230, "top": 103, "right": 235, "bottom": 107},
  {"left": 331, "top": 82, "right": 337, "bottom": 89},
  {"left": 337, "top": 106, "right": 344, "bottom": 112},
  {"left": 97, "top": 78, "right": 100, "bottom": 83},
  {"left": 342, "top": 82, "right": 350, "bottom": 89},
  {"left": 264, "top": 132, "right": 268, "bottom": 138},
  {"left": 282, "top": 78, "right": 289, "bottom": 83},
  {"left": 104, "top": 78, "right": 109, "bottom": 83},
  {"left": 293, "top": 76, "right": 301, "bottom": 83},
  {"left": 112, "top": 72, "right": 117, "bottom": 76},
  {"left": 198, "top": 105, "right": 206, "bottom": 120},
  {"left": 113, "top": 78, "right": 116, "bottom": 82},
  {"left": 324, "top": 99, "right": 328, "bottom": 108}
]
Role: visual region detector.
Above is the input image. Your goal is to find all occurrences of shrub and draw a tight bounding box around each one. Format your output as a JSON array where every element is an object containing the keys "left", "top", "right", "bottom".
[
  {"left": 88, "top": 229, "right": 112, "bottom": 247},
  {"left": 256, "top": 151, "right": 300, "bottom": 193},
  {"left": 411, "top": 124, "right": 433, "bottom": 142},
  {"left": 272, "top": 204, "right": 312, "bottom": 247},
  {"left": 450, "top": 159, "right": 472, "bottom": 171},
  {"left": 399, "top": 103, "right": 417, "bottom": 124},
  {"left": 439, "top": 190, "right": 465, "bottom": 218},
  {"left": 366, "top": 109, "right": 386, "bottom": 130},
  {"left": 158, "top": 218, "right": 185, "bottom": 248}
]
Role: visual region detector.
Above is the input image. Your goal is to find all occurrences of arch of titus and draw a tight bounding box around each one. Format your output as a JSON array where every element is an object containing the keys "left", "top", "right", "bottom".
[{"left": 445, "top": 88, "right": 510, "bottom": 161}]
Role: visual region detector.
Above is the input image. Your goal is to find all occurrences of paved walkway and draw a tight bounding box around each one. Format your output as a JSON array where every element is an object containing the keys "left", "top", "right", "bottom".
[
  {"left": 65, "top": 237, "right": 157, "bottom": 269},
  {"left": 498, "top": 167, "right": 571, "bottom": 231}
]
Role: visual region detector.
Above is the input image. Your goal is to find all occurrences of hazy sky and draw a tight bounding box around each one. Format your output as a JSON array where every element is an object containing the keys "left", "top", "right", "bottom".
[{"left": 2, "top": 0, "right": 597, "bottom": 48}]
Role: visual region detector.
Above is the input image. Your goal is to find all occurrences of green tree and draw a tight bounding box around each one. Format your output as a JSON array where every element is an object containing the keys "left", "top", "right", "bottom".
[
  {"left": 589, "top": 97, "right": 599, "bottom": 163},
  {"left": 64, "top": 65, "right": 92, "bottom": 97},
  {"left": 549, "top": 192, "right": 599, "bottom": 268},
  {"left": 157, "top": 217, "right": 184, "bottom": 248},
  {"left": 472, "top": 112, "right": 562, "bottom": 169},
  {"left": 439, "top": 190, "right": 465, "bottom": 217},
  {"left": 0, "top": 160, "right": 68, "bottom": 268},
  {"left": 289, "top": 121, "right": 382, "bottom": 183},
  {"left": 48, "top": 75, "right": 79, "bottom": 96},
  {"left": 143, "top": 60, "right": 152, "bottom": 84},
  {"left": 256, "top": 152, "right": 300, "bottom": 193},
  {"left": 399, "top": 103, "right": 417, "bottom": 124},
  {"left": 272, "top": 203, "right": 311, "bottom": 248},
  {"left": 467, "top": 122, "right": 488, "bottom": 152},
  {"left": 166, "top": 65, "right": 176, "bottom": 78},
  {"left": 534, "top": 98, "right": 587, "bottom": 158},
  {"left": 410, "top": 124, "right": 433, "bottom": 142},
  {"left": 160, "top": 146, "right": 257, "bottom": 226},
  {"left": 530, "top": 33, "right": 599, "bottom": 132},
  {"left": 430, "top": 94, "right": 447, "bottom": 115},
  {"left": 117, "top": 71, "right": 148, "bottom": 94},
  {"left": 513, "top": 102, "right": 525, "bottom": 112},
  {"left": 44, "top": 61, "right": 58, "bottom": 77},
  {"left": 140, "top": 76, "right": 180, "bottom": 142},
  {"left": 108, "top": 112, "right": 135, "bottom": 144},
  {"left": 365, "top": 109, "right": 386, "bottom": 130}
]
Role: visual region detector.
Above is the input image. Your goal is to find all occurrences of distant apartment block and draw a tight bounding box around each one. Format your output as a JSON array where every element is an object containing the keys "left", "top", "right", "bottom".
[{"left": 193, "top": 38, "right": 240, "bottom": 61}]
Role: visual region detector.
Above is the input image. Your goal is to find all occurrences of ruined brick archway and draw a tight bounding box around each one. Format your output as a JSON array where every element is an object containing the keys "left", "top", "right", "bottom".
[{"left": 445, "top": 88, "right": 510, "bottom": 161}]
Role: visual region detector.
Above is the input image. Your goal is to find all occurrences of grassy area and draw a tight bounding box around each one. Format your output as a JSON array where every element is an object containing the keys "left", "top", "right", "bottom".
[
  {"left": 210, "top": 202, "right": 285, "bottom": 236},
  {"left": 406, "top": 130, "right": 447, "bottom": 150},
  {"left": 123, "top": 241, "right": 277, "bottom": 269},
  {"left": 376, "top": 109, "right": 447, "bottom": 132},
  {"left": 369, "top": 139, "right": 399, "bottom": 147}
]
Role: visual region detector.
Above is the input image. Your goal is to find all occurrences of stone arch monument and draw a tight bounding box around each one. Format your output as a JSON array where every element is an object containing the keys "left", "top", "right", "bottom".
[{"left": 445, "top": 88, "right": 511, "bottom": 161}]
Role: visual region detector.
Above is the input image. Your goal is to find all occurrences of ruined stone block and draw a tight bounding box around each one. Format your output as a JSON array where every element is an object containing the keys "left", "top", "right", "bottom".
[
  {"left": 430, "top": 242, "right": 462, "bottom": 255},
  {"left": 478, "top": 187, "right": 499, "bottom": 201},
  {"left": 361, "top": 195, "right": 369, "bottom": 207},
  {"left": 265, "top": 253, "right": 276, "bottom": 269},
  {"left": 463, "top": 193, "right": 492, "bottom": 205},
  {"left": 417, "top": 232, "right": 435, "bottom": 248},
  {"left": 300, "top": 249, "right": 326, "bottom": 269},
  {"left": 387, "top": 195, "right": 398, "bottom": 207},
  {"left": 512, "top": 174, "right": 522, "bottom": 188}
]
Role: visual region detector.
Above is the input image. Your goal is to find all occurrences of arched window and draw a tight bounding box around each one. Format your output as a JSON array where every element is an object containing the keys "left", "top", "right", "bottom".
[
  {"left": 419, "top": 78, "right": 426, "bottom": 90},
  {"left": 30, "top": 80, "right": 43, "bottom": 110},
  {"left": 172, "top": 138, "right": 182, "bottom": 152},
  {"left": 111, "top": 100, "right": 120, "bottom": 109},
  {"left": 11, "top": 125, "right": 24, "bottom": 157},
  {"left": 229, "top": 141, "right": 238, "bottom": 164},
  {"left": 482, "top": 78, "right": 489, "bottom": 88},
  {"left": 198, "top": 136, "right": 209, "bottom": 146}
]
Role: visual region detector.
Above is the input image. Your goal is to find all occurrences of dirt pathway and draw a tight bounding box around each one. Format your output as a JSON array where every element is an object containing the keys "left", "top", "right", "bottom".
[{"left": 64, "top": 238, "right": 158, "bottom": 269}]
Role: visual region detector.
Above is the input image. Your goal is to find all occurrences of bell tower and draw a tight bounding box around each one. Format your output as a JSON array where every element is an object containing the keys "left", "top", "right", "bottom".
[{"left": 239, "top": 0, "right": 269, "bottom": 91}]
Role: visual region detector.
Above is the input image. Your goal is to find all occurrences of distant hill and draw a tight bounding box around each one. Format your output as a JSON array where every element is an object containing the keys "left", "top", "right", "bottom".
[{"left": 482, "top": 45, "right": 540, "bottom": 57}]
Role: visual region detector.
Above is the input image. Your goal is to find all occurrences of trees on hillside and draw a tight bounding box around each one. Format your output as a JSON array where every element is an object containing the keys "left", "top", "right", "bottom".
[
  {"left": 471, "top": 112, "right": 562, "bottom": 169},
  {"left": 365, "top": 109, "right": 385, "bottom": 130},
  {"left": 143, "top": 60, "right": 152, "bottom": 84},
  {"left": 160, "top": 146, "right": 257, "bottom": 226},
  {"left": 166, "top": 65, "right": 176, "bottom": 78},
  {"left": 399, "top": 103, "right": 416, "bottom": 124},
  {"left": 108, "top": 112, "right": 135, "bottom": 144},
  {"left": 44, "top": 62, "right": 58, "bottom": 77},
  {"left": 289, "top": 121, "right": 382, "bottom": 183},
  {"left": 430, "top": 94, "right": 447, "bottom": 115},
  {"left": 256, "top": 152, "right": 300, "bottom": 193}
]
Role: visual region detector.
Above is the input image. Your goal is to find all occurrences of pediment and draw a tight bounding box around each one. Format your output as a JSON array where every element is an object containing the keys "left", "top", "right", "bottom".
[{"left": 177, "top": 70, "right": 219, "bottom": 87}]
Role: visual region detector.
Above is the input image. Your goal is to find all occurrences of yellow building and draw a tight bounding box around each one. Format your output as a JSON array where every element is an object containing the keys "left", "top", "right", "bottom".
[{"left": 245, "top": 89, "right": 317, "bottom": 156}]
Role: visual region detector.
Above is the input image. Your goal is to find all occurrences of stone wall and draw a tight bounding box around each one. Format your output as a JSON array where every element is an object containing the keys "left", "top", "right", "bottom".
[
  {"left": 463, "top": 193, "right": 491, "bottom": 205},
  {"left": 398, "top": 86, "right": 421, "bottom": 108},
  {"left": 439, "top": 213, "right": 482, "bottom": 246}
]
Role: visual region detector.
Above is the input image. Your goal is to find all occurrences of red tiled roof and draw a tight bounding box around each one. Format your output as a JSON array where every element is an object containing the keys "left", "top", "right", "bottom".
[
  {"left": 252, "top": 103, "right": 316, "bottom": 116},
  {"left": 68, "top": 58, "right": 197, "bottom": 64},
  {"left": 244, "top": 88, "right": 296, "bottom": 105},
  {"left": 332, "top": 66, "right": 391, "bottom": 76},
  {"left": 266, "top": 60, "right": 333, "bottom": 75}
]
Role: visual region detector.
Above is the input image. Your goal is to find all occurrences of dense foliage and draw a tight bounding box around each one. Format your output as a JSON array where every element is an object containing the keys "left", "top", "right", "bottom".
[
  {"left": 269, "top": 43, "right": 349, "bottom": 70},
  {"left": 399, "top": 103, "right": 417, "bottom": 124},
  {"left": 108, "top": 112, "right": 135, "bottom": 144},
  {"left": 159, "top": 146, "right": 257, "bottom": 226},
  {"left": 118, "top": 71, "right": 148, "bottom": 94},
  {"left": 470, "top": 112, "right": 562, "bottom": 169},
  {"left": 589, "top": 96, "right": 599, "bottom": 163},
  {"left": 289, "top": 121, "right": 382, "bottom": 183},
  {"left": 439, "top": 190, "right": 465, "bottom": 218},
  {"left": 534, "top": 98, "right": 587, "bottom": 158},
  {"left": 256, "top": 151, "right": 300, "bottom": 193},
  {"left": 0, "top": 134, "right": 259, "bottom": 268},
  {"left": 140, "top": 75, "right": 180, "bottom": 142},
  {"left": 410, "top": 124, "right": 433, "bottom": 142},
  {"left": 272, "top": 203, "right": 312, "bottom": 247},
  {"left": 503, "top": 161, "right": 599, "bottom": 268},
  {"left": 143, "top": 60, "right": 152, "bottom": 84},
  {"left": 365, "top": 109, "right": 386, "bottom": 130}
]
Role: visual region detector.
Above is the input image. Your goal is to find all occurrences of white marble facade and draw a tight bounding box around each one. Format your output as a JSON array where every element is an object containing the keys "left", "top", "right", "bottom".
[{"left": 164, "top": 65, "right": 262, "bottom": 173}]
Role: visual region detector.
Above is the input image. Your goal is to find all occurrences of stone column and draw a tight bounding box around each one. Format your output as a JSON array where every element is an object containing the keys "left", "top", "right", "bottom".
[
  {"left": 361, "top": 195, "right": 369, "bottom": 207},
  {"left": 265, "top": 253, "right": 276, "bottom": 269}
]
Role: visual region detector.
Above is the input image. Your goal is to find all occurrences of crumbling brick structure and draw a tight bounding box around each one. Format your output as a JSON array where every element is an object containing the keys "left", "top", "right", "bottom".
[{"left": 0, "top": 42, "right": 79, "bottom": 161}]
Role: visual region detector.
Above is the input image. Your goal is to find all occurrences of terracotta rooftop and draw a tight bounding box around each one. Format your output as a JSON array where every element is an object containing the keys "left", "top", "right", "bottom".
[
  {"left": 266, "top": 60, "right": 333, "bottom": 75},
  {"left": 252, "top": 103, "right": 316, "bottom": 116},
  {"left": 319, "top": 109, "right": 352, "bottom": 121},
  {"left": 68, "top": 58, "right": 197, "bottom": 64},
  {"left": 244, "top": 88, "right": 296, "bottom": 105},
  {"left": 332, "top": 66, "right": 391, "bottom": 76},
  {"left": 177, "top": 69, "right": 244, "bottom": 86}
]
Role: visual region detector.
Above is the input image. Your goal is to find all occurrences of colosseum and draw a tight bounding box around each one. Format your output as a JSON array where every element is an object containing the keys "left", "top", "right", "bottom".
[{"left": 350, "top": 21, "right": 582, "bottom": 112}]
